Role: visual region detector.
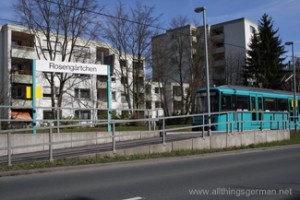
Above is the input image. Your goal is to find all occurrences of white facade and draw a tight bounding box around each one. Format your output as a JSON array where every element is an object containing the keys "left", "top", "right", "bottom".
[
  {"left": 0, "top": 23, "right": 149, "bottom": 127},
  {"left": 145, "top": 81, "right": 189, "bottom": 116},
  {"left": 152, "top": 18, "right": 258, "bottom": 86}
]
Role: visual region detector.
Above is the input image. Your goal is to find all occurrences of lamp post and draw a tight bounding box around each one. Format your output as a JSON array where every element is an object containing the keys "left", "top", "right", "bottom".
[
  {"left": 285, "top": 42, "right": 297, "bottom": 130},
  {"left": 195, "top": 7, "right": 211, "bottom": 136}
]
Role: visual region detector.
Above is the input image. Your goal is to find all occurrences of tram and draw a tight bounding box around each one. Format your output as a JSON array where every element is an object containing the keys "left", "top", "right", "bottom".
[{"left": 192, "top": 85, "right": 299, "bottom": 131}]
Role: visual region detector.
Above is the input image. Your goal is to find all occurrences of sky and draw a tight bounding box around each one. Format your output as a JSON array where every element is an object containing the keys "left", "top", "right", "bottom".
[{"left": 0, "top": 0, "right": 299, "bottom": 58}]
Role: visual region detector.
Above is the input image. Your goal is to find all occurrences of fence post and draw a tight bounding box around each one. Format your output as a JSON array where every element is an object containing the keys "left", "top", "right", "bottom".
[
  {"left": 7, "top": 131, "right": 11, "bottom": 166},
  {"left": 112, "top": 122, "right": 116, "bottom": 153},
  {"left": 241, "top": 111, "right": 244, "bottom": 132},
  {"left": 162, "top": 118, "right": 166, "bottom": 144},
  {"left": 260, "top": 113, "right": 264, "bottom": 131},
  {"left": 148, "top": 110, "right": 151, "bottom": 131},
  {"left": 49, "top": 128, "right": 53, "bottom": 162},
  {"left": 202, "top": 114, "right": 204, "bottom": 137},
  {"left": 226, "top": 113, "right": 229, "bottom": 135},
  {"left": 57, "top": 106, "right": 60, "bottom": 134}
]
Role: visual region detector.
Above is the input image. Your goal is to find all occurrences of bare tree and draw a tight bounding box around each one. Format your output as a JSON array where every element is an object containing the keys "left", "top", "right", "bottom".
[
  {"left": 225, "top": 51, "right": 245, "bottom": 85},
  {"left": 102, "top": 1, "right": 160, "bottom": 116},
  {"left": 168, "top": 16, "right": 191, "bottom": 115},
  {"left": 14, "top": 0, "right": 102, "bottom": 118},
  {"left": 152, "top": 38, "right": 172, "bottom": 116}
]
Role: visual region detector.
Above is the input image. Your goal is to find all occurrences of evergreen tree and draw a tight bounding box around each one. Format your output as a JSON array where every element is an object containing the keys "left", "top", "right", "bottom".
[
  {"left": 243, "top": 14, "right": 286, "bottom": 89},
  {"left": 243, "top": 32, "right": 260, "bottom": 86}
]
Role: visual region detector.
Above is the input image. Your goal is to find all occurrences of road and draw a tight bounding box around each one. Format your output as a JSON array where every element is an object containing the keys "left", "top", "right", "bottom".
[{"left": 0, "top": 145, "right": 300, "bottom": 200}]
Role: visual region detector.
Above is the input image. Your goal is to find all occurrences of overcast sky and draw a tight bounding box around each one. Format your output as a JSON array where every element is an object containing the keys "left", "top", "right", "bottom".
[{"left": 1, "top": 0, "right": 299, "bottom": 58}]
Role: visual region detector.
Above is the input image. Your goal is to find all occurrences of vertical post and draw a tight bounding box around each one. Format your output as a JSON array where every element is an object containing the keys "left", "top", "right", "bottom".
[
  {"left": 148, "top": 110, "right": 151, "bottom": 131},
  {"left": 202, "top": 114, "right": 204, "bottom": 137},
  {"left": 107, "top": 65, "right": 112, "bottom": 132},
  {"left": 203, "top": 9, "right": 211, "bottom": 136},
  {"left": 195, "top": 7, "right": 211, "bottom": 136},
  {"left": 56, "top": 105, "right": 60, "bottom": 134},
  {"left": 162, "top": 118, "right": 166, "bottom": 144},
  {"left": 112, "top": 123, "right": 116, "bottom": 153},
  {"left": 285, "top": 42, "right": 297, "bottom": 131},
  {"left": 49, "top": 128, "right": 53, "bottom": 162},
  {"left": 7, "top": 131, "right": 12, "bottom": 166},
  {"left": 292, "top": 44, "right": 298, "bottom": 131},
  {"left": 241, "top": 111, "right": 244, "bottom": 132},
  {"left": 226, "top": 112, "right": 229, "bottom": 134},
  {"left": 32, "top": 60, "right": 37, "bottom": 134}
]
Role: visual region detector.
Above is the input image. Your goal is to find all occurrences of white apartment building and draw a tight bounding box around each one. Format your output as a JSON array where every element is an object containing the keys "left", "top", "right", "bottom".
[
  {"left": 152, "top": 18, "right": 258, "bottom": 86},
  {"left": 145, "top": 81, "right": 189, "bottom": 116},
  {"left": 0, "top": 23, "right": 148, "bottom": 127}
]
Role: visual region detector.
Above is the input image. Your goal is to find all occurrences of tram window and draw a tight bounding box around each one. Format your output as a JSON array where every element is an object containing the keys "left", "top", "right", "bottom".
[
  {"left": 236, "top": 95, "right": 249, "bottom": 110},
  {"left": 221, "top": 95, "right": 232, "bottom": 111},
  {"left": 278, "top": 99, "right": 288, "bottom": 111},
  {"left": 264, "top": 98, "right": 276, "bottom": 111}
]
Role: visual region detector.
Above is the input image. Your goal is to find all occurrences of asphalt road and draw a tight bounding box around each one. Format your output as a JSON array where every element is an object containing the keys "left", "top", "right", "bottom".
[{"left": 0, "top": 145, "right": 300, "bottom": 200}]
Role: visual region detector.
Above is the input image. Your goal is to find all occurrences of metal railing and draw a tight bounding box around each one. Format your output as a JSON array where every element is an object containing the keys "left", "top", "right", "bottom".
[{"left": 0, "top": 109, "right": 291, "bottom": 166}]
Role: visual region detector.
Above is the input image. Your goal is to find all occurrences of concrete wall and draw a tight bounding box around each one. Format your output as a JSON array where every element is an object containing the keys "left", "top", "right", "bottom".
[
  {"left": 0, "top": 131, "right": 160, "bottom": 156},
  {"left": 0, "top": 129, "right": 290, "bottom": 157},
  {"left": 97, "top": 130, "right": 290, "bottom": 158}
]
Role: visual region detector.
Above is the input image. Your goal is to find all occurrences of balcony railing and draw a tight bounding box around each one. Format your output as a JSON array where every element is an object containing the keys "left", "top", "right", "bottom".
[
  {"left": 11, "top": 73, "right": 32, "bottom": 84},
  {"left": 11, "top": 99, "right": 32, "bottom": 107}
]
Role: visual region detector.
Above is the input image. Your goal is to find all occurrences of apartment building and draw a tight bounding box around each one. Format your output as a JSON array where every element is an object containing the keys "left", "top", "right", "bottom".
[
  {"left": 145, "top": 81, "right": 189, "bottom": 116},
  {"left": 0, "top": 23, "right": 147, "bottom": 127},
  {"left": 152, "top": 18, "right": 258, "bottom": 86}
]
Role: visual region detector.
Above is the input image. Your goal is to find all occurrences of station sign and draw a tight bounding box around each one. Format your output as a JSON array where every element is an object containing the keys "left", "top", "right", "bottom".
[{"left": 35, "top": 60, "right": 108, "bottom": 75}]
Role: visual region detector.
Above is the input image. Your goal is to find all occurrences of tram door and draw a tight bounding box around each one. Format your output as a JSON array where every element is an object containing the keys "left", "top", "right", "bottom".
[
  {"left": 251, "top": 95, "right": 263, "bottom": 129},
  {"left": 289, "top": 98, "right": 298, "bottom": 122}
]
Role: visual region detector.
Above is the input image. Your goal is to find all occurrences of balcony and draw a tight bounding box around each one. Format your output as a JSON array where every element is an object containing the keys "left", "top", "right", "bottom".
[
  {"left": 11, "top": 31, "right": 36, "bottom": 59},
  {"left": 11, "top": 73, "right": 32, "bottom": 84},
  {"left": 173, "top": 96, "right": 182, "bottom": 102},
  {"left": 211, "top": 34, "right": 224, "bottom": 41},
  {"left": 213, "top": 60, "right": 225, "bottom": 67},
  {"left": 11, "top": 47, "right": 37, "bottom": 59},
  {"left": 11, "top": 99, "right": 32, "bottom": 107},
  {"left": 212, "top": 47, "right": 225, "bottom": 54},
  {"left": 97, "top": 102, "right": 108, "bottom": 109},
  {"left": 97, "top": 81, "right": 108, "bottom": 89}
]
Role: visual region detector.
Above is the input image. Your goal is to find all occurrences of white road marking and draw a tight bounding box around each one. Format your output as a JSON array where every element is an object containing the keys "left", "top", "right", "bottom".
[{"left": 122, "top": 197, "right": 144, "bottom": 200}]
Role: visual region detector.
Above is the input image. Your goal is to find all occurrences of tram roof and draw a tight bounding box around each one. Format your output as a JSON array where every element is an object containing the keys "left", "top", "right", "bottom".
[{"left": 205, "top": 85, "right": 300, "bottom": 96}]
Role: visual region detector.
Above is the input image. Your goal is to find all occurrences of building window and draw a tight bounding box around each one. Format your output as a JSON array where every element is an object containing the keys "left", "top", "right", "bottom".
[
  {"left": 173, "top": 86, "right": 181, "bottom": 96},
  {"left": 121, "top": 76, "right": 127, "bottom": 84},
  {"left": 145, "top": 85, "right": 151, "bottom": 94},
  {"left": 43, "top": 86, "right": 59, "bottom": 98},
  {"left": 146, "top": 101, "right": 152, "bottom": 109},
  {"left": 96, "top": 47, "right": 109, "bottom": 63},
  {"left": 97, "top": 89, "right": 107, "bottom": 102},
  {"left": 155, "top": 101, "right": 161, "bottom": 108},
  {"left": 154, "top": 87, "right": 161, "bottom": 94},
  {"left": 73, "top": 45, "right": 90, "bottom": 58},
  {"left": 75, "top": 110, "right": 91, "bottom": 120},
  {"left": 250, "top": 25, "right": 256, "bottom": 34},
  {"left": 43, "top": 111, "right": 54, "bottom": 120},
  {"left": 120, "top": 59, "right": 127, "bottom": 68},
  {"left": 11, "top": 84, "right": 31, "bottom": 99},
  {"left": 75, "top": 88, "right": 90, "bottom": 99},
  {"left": 173, "top": 101, "right": 182, "bottom": 111},
  {"left": 121, "top": 93, "right": 127, "bottom": 103},
  {"left": 42, "top": 40, "right": 62, "bottom": 52},
  {"left": 74, "top": 74, "right": 90, "bottom": 79},
  {"left": 215, "top": 42, "right": 224, "bottom": 48},
  {"left": 112, "top": 91, "right": 116, "bottom": 101}
]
